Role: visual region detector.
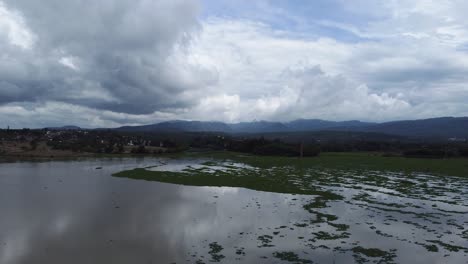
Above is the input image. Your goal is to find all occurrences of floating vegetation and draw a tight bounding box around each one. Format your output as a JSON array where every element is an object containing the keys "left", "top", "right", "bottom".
[
  {"left": 114, "top": 160, "right": 342, "bottom": 199},
  {"left": 352, "top": 247, "right": 397, "bottom": 263},
  {"left": 257, "top": 235, "right": 274, "bottom": 248},
  {"left": 208, "top": 242, "right": 225, "bottom": 262},
  {"left": 414, "top": 242, "right": 439, "bottom": 252},
  {"left": 235, "top": 247, "right": 246, "bottom": 256},
  {"left": 272, "top": 251, "right": 313, "bottom": 263},
  {"left": 311, "top": 231, "right": 350, "bottom": 241},
  {"left": 112, "top": 152, "right": 468, "bottom": 263},
  {"left": 461, "top": 230, "right": 468, "bottom": 239},
  {"left": 426, "top": 240, "right": 468, "bottom": 252},
  {"left": 328, "top": 222, "right": 350, "bottom": 232}
]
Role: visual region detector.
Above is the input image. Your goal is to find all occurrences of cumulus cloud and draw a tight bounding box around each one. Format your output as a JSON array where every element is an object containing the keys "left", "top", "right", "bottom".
[
  {"left": 182, "top": 17, "right": 467, "bottom": 122},
  {"left": 1, "top": 0, "right": 468, "bottom": 127},
  {"left": 0, "top": 0, "right": 216, "bottom": 115},
  {"left": 166, "top": 65, "right": 411, "bottom": 123}
]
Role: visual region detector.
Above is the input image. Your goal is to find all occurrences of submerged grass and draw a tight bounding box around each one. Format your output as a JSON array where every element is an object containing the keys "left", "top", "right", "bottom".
[
  {"left": 113, "top": 151, "right": 467, "bottom": 199},
  {"left": 194, "top": 151, "right": 468, "bottom": 178},
  {"left": 272, "top": 251, "right": 313, "bottom": 264},
  {"left": 113, "top": 154, "right": 344, "bottom": 199},
  {"left": 110, "top": 151, "right": 468, "bottom": 262},
  {"left": 352, "top": 246, "right": 397, "bottom": 263},
  {"left": 114, "top": 167, "right": 340, "bottom": 197}
]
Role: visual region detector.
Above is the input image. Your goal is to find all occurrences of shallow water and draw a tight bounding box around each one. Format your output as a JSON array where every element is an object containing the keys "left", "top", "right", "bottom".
[{"left": 0, "top": 157, "right": 467, "bottom": 264}]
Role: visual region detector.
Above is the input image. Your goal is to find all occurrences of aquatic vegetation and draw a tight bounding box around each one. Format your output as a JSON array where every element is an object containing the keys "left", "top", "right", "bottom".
[
  {"left": 311, "top": 231, "right": 350, "bottom": 241},
  {"left": 414, "top": 242, "right": 439, "bottom": 252},
  {"left": 201, "top": 161, "right": 218, "bottom": 166},
  {"left": 462, "top": 230, "right": 468, "bottom": 239},
  {"left": 426, "top": 240, "right": 468, "bottom": 252},
  {"left": 352, "top": 247, "right": 397, "bottom": 263},
  {"left": 208, "top": 242, "right": 225, "bottom": 262},
  {"left": 114, "top": 161, "right": 343, "bottom": 199},
  {"left": 111, "top": 152, "right": 468, "bottom": 263},
  {"left": 257, "top": 235, "right": 274, "bottom": 248},
  {"left": 272, "top": 251, "right": 313, "bottom": 263},
  {"left": 328, "top": 223, "right": 350, "bottom": 231},
  {"left": 235, "top": 247, "right": 246, "bottom": 256}
]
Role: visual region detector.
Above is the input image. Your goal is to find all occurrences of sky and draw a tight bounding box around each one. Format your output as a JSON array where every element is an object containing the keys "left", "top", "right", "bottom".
[{"left": 1, "top": 0, "right": 468, "bottom": 128}]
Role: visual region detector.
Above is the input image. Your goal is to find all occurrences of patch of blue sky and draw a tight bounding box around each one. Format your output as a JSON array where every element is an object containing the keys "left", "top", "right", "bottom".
[{"left": 200, "top": 0, "right": 381, "bottom": 42}]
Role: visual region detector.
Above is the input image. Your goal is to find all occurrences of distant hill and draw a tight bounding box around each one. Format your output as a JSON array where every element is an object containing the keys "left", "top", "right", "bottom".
[
  {"left": 230, "top": 121, "right": 288, "bottom": 133},
  {"left": 47, "top": 125, "right": 82, "bottom": 130},
  {"left": 285, "top": 119, "right": 374, "bottom": 131},
  {"left": 112, "top": 117, "right": 468, "bottom": 139},
  {"left": 116, "top": 120, "right": 231, "bottom": 132},
  {"left": 343, "top": 117, "right": 468, "bottom": 138},
  {"left": 115, "top": 119, "right": 372, "bottom": 133},
  {"left": 237, "top": 130, "right": 406, "bottom": 144}
]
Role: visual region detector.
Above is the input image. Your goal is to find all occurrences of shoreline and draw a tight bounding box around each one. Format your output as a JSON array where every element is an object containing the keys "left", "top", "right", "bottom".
[{"left": 1, "top": 151, "right": 467, "bottom": 178}]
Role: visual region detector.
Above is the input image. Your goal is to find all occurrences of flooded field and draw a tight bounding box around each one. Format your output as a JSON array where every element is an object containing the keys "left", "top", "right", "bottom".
[{"left": 0, "top": 154, "right": 467, "bottom": 264}]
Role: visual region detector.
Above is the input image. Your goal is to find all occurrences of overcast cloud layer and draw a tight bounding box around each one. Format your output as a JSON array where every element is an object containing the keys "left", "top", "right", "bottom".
[{"left": 1, "top": 0, "right": 468, "bottom": 128}]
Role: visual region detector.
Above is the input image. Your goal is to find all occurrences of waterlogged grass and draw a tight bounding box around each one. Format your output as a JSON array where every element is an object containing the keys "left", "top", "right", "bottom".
[
  {"left": 426, "top": 240, "right": 468, "bottom": 252},
  {"left": 272, "top": 251, "right": 313, "bottom": 264},
  {"left": 257, "top": 235, "right": 274, "bottom": 248},
  {"left": 113, "top": 152, "right": 468, "bottom": 198},
  {"left": 311, "top": 231, "right": 350, "bottom": 241},
  {"left": 118, "top": 151, "right": 468, "bottom": 181},
  {"left": 185, "top": 151, "right": 468, "bottom": 177},
  {"left": 208, "top": 242, "right": 225, "bottom": 262},
  {"left": 111, "top": 151, "right": 468, "bottom": 263},
  {"left": 352, "top": 247, "right": 397, "bottom": 263},
  {"left": 114, "top": 156, "right": 344, "bottom": 200}
]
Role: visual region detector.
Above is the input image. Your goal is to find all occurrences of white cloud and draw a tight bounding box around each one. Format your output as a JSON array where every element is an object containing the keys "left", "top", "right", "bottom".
[
  {"left": 1, "top": 0, "right": 468, "bottom": 127},
  {"left": 0, "top": 1, "right": 35, "bottom": 49},
  {"left": 0, "top": 0, "right": 210, "bottom": 114},
  {"left": 58, "top": 57, "right": 79, "bottom": 71},
  {"left": 180, "top": 17, "right": 466, "bottom": 122}
]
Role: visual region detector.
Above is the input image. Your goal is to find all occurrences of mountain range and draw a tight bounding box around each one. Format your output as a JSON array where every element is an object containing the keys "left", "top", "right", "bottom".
[{"left": 112, "top": 117, "right": 468, "bottom": 139}]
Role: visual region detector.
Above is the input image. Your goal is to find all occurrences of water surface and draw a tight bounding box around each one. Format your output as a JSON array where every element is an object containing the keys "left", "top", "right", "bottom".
[{"left": 0, "top": 157, "right": 467, "bottom": 264}]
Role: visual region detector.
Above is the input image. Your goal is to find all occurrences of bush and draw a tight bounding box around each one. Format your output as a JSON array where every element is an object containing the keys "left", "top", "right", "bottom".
[
  {"left": 403, "top": 148, "right": 446, "bottom": 158},
  {"left": 131, "top": 145, "right": 147, "bottom": 154},
  {"left": 253, "top": 143, "right": 298, "bottom": 156}
]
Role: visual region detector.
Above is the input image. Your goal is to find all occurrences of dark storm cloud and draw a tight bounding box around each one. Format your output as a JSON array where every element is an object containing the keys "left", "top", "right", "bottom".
[{"left": 0, "top": 0, "right": 214, "bottom": 114}]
